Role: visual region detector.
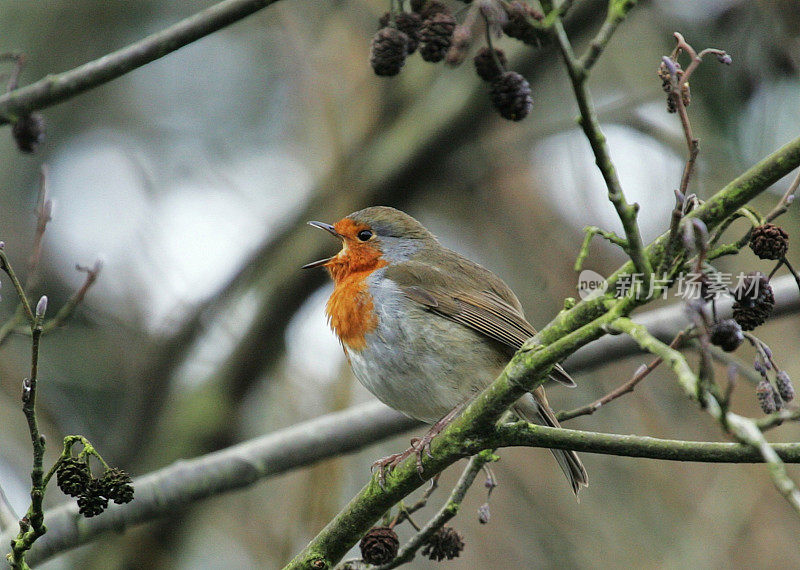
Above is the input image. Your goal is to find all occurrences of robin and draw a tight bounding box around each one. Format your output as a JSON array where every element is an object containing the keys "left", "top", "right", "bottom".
[{"left": 303, "top": 206, "right": 587, "bottom": 494}]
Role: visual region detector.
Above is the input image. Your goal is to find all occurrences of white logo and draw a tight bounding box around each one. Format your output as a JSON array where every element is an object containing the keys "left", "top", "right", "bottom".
[{"left": 577, "top": 270, "right": 608, "bottom": 300}]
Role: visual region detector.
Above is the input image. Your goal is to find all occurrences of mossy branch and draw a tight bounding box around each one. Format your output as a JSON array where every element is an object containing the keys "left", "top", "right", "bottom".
[
  {"left": 491, "top": 422, "right": 800, "bottom": 462},
  {"left": 574, "top": 226, "right": 628, "bottom": 271}
]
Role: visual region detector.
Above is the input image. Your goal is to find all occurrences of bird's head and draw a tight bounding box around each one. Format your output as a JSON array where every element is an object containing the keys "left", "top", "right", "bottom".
[{"left": 303, "top": 206, "right": 435, "bottom": 281}]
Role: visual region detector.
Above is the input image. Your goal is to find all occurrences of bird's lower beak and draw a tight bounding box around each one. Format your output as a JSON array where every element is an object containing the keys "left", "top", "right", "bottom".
[
  {"left": 302, "top": 256, "right": 333, "bottom": 269},
  {"left": 302, "top": 221, "right": 341, "bottom": 269}
]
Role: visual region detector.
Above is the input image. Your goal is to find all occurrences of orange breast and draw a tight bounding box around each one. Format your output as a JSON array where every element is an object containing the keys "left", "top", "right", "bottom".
[{"left": 325, "top": 269, "right": 381, "bottom": 351}]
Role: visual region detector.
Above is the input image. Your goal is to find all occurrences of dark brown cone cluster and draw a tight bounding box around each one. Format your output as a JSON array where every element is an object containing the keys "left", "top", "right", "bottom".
[
  {"left": 379, "top": 12, "right": 423, "bottom": 54},
  {"left": 12, "top": 113, "right": 45, "bottom": 153},
  {"left": 369, "top": 1, "right": 540, "bottom": 121},
  {"left": 77, "top": 479, "right": 109, "bottom": 518},
  {"left": 490, "top": 71, "right": 533, "bottom": 121},
  {"left": 502, "top": 1, "right": 548, "bottom": 46},
  {"left": 732, "top": 272, "right": 774, "bottom": 331},
  {"left": 370, "top": 27, "right": 410, "bottom": 76},
  {"left": 473, "top": 47, "right": 506, "bottom": 82},
  {"left": 709, "top": 319, "right": 743, "bottom": 352},
  {"left": 57, "top": 459, "right": 135, "bottom": 518},
  {"left": 371, "top": 1, "right": 455, "bottom": 75},
  {"left": 359, "top": 526, "right": 399, "bottom": 565},
  {"left": 421, "top": 526, "right": 464, "bottom": 561},
  {"left": 749, "top": 223, "right": 789, "bottom": 260},
  {"left": 417, "top": 0, "right": 449, "bottom": 20},
  {"left": 100, "top": 467, "right": 135, "bottom": 504},
  {"left": 56, "top": 457, "right": 91, "bottom": 497},
  {"left": 419, "top": 13, "right": 457, "bottom": 62}
]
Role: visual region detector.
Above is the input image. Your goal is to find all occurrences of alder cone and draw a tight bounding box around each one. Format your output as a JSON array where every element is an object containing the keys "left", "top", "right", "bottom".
[
  {"left": 419, "top": 13, "right": 456, "bottom": 63},
  {"left": 490, "top": 71, "right": 533, "bottom": 121},
  {"left": 370, "top": 27, "right": 409, "bottom": 76}
]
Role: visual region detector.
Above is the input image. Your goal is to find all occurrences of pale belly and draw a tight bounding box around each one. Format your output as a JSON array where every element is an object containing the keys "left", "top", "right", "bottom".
[{"left": 345, "top": 302, "right": 508, "bottom": 424}]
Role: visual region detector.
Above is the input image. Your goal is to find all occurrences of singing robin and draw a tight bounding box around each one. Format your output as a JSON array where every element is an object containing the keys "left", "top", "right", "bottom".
[{"left": 303, "top": 206, "right": 588, "bottom": 494}]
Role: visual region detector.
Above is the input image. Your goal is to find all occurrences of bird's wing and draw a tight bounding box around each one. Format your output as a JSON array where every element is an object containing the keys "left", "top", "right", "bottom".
[{"left": 387, "top": 261, "right": 575, "bottom": 387}]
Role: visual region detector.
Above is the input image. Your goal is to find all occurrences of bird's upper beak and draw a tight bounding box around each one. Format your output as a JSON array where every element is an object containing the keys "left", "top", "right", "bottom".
[{"left": 302, "top": 221, "right": 342, "bottom": 269}]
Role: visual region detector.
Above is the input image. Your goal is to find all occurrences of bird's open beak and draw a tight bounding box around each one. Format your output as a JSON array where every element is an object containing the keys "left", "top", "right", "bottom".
[{"left": 302, "top": 221, "right": 341, "bottom": 269}]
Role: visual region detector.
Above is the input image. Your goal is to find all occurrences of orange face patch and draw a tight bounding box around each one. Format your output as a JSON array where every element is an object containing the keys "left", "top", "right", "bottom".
[{"left": 323, "top": 218, "right": 387, "bottom": 350}]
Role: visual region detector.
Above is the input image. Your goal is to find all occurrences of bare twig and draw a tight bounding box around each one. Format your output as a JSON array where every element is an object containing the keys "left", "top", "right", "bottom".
[
  {"left": 0, "top": 52, "right": 25, "bottom": 93},
  {"left": 0, "top": 0, "right": 280, "bottom": 124},
  {"left": 553, "top": 10, "right": 652, "bottom": 287},
  {"left": 25, "top": 167, "right": 53, "bottom": 288},
  {"left": 0, "top": 245, "right": 35, "bottom": 325},
  {"left": 574, "top": 226, "right": 628, "bottom": 272},
  {"left": 765, "top": 168, "right": 800, "bottom": 223},
  {"left": 658, "top": 34, "right": 731, "bottom": 275},
  {"left": 41, "top": 261, "right": 102, "bottom": 334},
  {"left": 390, "top": 476, "right": 439, "bottom": 530},
  {"left": 756, "top": 408, "right": 800, "bottom": 432},
  {"left": 578, "top": 0, "right": 637, "bottom": 72},
  {"left": 8, "top": 295, "right": 47, "bottom": 568},
  {"left": 558, "top": 330, "right": 688, "bottom": 421},
  {"left": 781, "top": 257, "right": 800, "bottom": 295}
]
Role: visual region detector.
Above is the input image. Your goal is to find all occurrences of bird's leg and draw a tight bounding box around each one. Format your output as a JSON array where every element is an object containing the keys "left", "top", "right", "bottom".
[
  {"left": 411, "top": 402, "right": 465, "bottom": 472},
  {"left": 370, "top": 402, "right": 466, "bottom": 489}
]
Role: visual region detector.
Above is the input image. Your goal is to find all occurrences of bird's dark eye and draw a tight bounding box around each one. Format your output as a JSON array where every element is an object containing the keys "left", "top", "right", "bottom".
[{"left": 357, "top": 229, "right": 373, "bottom": 241}]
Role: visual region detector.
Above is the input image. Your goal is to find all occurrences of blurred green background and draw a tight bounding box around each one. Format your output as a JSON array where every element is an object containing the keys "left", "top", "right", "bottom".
[{"left": 0, "top": 0, "right": 799, "bottom": 568}]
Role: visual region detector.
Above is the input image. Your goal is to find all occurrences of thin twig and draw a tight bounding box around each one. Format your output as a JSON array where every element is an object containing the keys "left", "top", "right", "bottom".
[
  {"left": 0, "top": 306, "right": 27, "bottom": 346},
  {"left": 0, "top": 245, "right": 35, "bottom": 325},
  {"left": 558, "top": 330, "right": 687, "bottom": 421},
  {"left": 1, "top": 53, "right": 25, "bottom": 93},
  {"left": 553, "top": 15, "right": 652, "bottom": 287},
  {"left": 578, "top": 0, "right": 637, "bottom": 72},
  {"left": 390, "top": 475, "right": 439, "bottom": 529},
  {"left": 659, "top": 33, "right": 731, "bottom": 276},
  {"left": 0, "top": 0, "right": 280, "bottom": 124},
  {"left": 756, "top": 408, "right": 800, "bottom": 432},
  {"left": 781, "top": 257, "right": 800, "bottom": 295},
  {"left": 9, "top": 297, "right": 46, "bottom": 568},
  {"left": 25, "top": 167, "right": 52, "bottom": 290},
  {"left": 41, "top": 261, "right": 102, "bottom": 334},
  {"left": 765, "top": 168, "right": 800, "bottom": 223},
  {"left": 701, "top": 343, "right": 764, "bottom": 386},
  {"left": 492, "top": 422, "right": 800, "bottom": 462},
  {"left": 574, "top": 226, "right": 627, "bottom": 271}
]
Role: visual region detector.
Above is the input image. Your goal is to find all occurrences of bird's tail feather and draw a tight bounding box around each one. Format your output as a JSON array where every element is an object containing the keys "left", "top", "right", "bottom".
[{"left": 512, "top": 390, "right": 588, "bottom": 497}]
